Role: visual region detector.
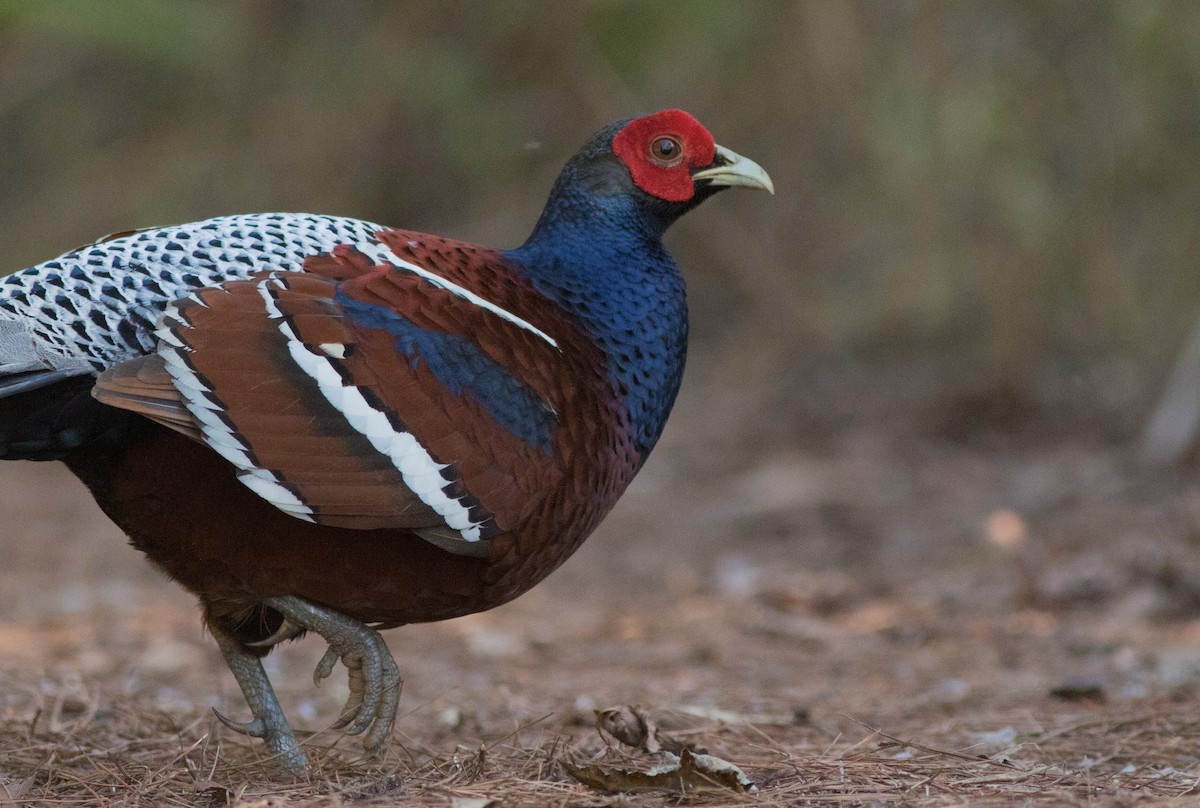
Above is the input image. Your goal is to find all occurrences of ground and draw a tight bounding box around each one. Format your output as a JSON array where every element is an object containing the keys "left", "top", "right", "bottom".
[{"left": 4, "top": 360, "right": 1200, "bottom": 806}]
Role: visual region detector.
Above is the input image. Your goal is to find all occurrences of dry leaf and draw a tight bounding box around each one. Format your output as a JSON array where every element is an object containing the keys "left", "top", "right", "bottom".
[
  {"left": 564, "top": 748, "right": 756, "bottom": 795},
  {"left": 595, "top": 705, "right": 660, "bottom": 753}
]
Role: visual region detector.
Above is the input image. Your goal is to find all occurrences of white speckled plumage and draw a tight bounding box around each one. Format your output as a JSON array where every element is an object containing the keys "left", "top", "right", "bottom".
[{"left": 0, "top": 213, "right": 387, "bottom": 375}]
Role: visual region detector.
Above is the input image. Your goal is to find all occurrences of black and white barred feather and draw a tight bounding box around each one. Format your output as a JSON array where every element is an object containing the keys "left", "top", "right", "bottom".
[{"left": 0, "top": 213, "right": 386, "bottom": 393}]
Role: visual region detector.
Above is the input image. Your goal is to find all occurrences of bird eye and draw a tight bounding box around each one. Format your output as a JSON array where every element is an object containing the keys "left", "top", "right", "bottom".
[{"left": 650, "top": 136, "right": 682, "bottom": 164}]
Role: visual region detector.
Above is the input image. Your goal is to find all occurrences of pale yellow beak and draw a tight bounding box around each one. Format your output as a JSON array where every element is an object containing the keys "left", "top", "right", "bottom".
[{"left": 691, "top": 144, "right": 775, "bottom": 194}]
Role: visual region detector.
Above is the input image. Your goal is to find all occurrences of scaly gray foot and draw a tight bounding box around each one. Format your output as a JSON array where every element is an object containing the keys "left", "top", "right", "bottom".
[
  {"left": 265, "top": 595, "right": 402, "bottom": 752},
  {"left": 208, "top": 620, "right": 308, "bottom": 775}
]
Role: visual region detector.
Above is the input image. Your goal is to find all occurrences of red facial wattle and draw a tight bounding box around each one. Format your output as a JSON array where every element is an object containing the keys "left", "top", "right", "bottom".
[{"left": 611, "top": 109, "right": 717, "bottom": 203}]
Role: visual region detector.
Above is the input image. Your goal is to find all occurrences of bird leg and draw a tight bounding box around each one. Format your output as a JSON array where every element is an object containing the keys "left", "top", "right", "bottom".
[
  {"left": 263, "top": 595, "right": 402, "bottom": 753},
  {"left": 208, "top": 619, "right": 308, "bottom": 775}
]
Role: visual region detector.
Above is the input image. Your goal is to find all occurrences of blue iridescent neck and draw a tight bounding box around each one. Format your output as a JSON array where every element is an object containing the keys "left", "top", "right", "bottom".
[{"left": 506, "top": 193, "right": 688, "bottom": 460}]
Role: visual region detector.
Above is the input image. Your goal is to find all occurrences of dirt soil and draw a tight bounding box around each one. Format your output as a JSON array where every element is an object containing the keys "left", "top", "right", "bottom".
[{"left": 4, "top": 361, "right": 1200, "bottom": 806}]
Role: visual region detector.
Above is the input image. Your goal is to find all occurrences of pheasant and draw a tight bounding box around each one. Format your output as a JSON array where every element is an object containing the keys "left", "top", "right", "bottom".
[{"left": 0, "top": 109, "right": 772, "bottom": 772}]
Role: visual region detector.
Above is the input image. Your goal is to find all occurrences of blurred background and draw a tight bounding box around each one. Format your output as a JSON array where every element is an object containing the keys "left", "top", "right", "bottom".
[
  {"left": 9, "top": 5, "right": 1200, "bottom": 794},
  {"left": 4, "top": 0, "right": 1200, "bottom": 627}
]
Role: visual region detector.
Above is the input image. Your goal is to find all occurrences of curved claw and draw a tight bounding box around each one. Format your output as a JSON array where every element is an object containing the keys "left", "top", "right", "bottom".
[{"left": 212, "top": 707, "right": 268, "bottom": 739}]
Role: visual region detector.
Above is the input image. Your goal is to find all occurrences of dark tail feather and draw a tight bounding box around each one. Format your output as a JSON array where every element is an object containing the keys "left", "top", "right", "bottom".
[{"left": 0, "top": 375, "right": 144, "bottom": 461}]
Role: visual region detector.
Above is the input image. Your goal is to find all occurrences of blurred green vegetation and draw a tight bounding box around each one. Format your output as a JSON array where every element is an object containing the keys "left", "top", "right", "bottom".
[{"left": 2, "top": 0, "right": 1199, "bottom": 417}]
